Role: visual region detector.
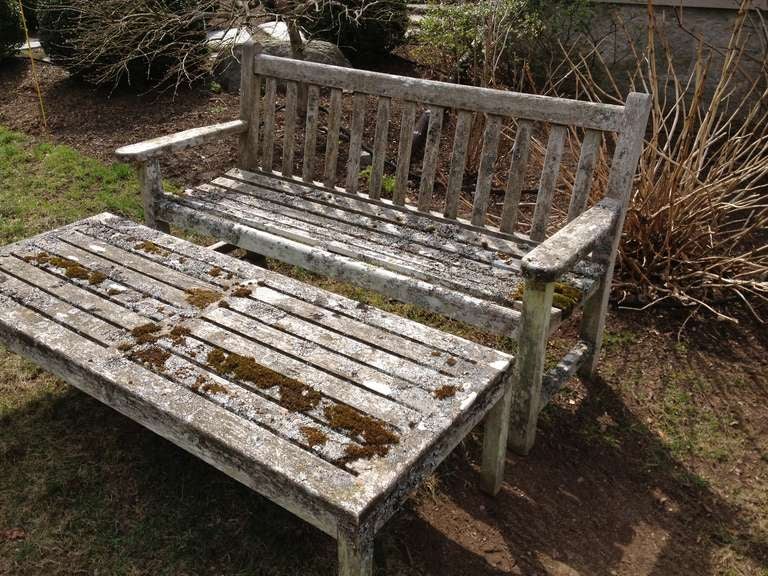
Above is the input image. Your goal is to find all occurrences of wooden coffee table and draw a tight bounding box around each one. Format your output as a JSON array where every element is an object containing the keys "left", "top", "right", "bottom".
[{"left": 0, "top": 213, "right": 512, "bottom": 575}]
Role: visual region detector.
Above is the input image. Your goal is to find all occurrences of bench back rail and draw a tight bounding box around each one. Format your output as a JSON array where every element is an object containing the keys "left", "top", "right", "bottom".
[{"left": 238, "top": 44, "right": 648, "bottom": 243}]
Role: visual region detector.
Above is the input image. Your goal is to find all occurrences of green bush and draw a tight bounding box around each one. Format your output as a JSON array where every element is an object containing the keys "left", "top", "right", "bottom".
[
  {"left": 415, "top": 0, "right": 593, "bottom": 87},
  {"left": 300, "top": 0, "right": 408, "bottom": 59},
  {"left": 0, "top": 0, "right": 24, "bottom": 60},
  {"left": 38, "top": 0, "right": 210, "bottom": 89}
]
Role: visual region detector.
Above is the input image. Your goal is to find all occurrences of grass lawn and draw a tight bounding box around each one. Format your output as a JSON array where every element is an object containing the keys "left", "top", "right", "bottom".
[{"left": 1, "top": 126, "right": 766, "bottom": 575}]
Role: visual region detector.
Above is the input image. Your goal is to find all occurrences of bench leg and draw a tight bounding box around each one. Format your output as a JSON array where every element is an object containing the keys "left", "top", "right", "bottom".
[
  {"left": 338, "top": 531, "right": 373, "bottom": 576},
  {"left": 138, "top": 159, "right": 170, "bottom": 233},
  {"left": 480, "top": 371, "right": 513, "bottom": 495},
  {"left": 508, "top": 279, "right": 554, "bottom": 455}
]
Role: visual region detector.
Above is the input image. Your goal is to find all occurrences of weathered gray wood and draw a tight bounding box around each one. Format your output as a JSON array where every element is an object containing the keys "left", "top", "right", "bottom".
[
  {"left": 480, "top": 370, "right": 513, "bottom": 495},
  {"left": 115, "top": 120, "right": 247, "bottom": 162},
  {"left": 580, "top": 92, "right": 651, "bottom": 377},
  {"left": 261, "top": 77, "right": 278, "bottom": 171},
  {"left": 91, "top": 215, "right": 512, "bottom": 367},
  {"left": 394, "top": 100, "right": 417, "bottom": 206},
  {"left": 225, "top": 169, "right": 535, "bottom": 264},
  {"left": 0, "top": 294, "right": 352, "bottom": 537},
  {"left": 282, "top": 81, "right": 298, "bottom": 177},
  {"left": 338, "top": 530, "right": 374, "bottom": 576},
  {"left": 159, "top": 200, "right": 524, "bottom": 335},
  {"left": 323, "top": 88, "right": 344, "bottom": 188},
  {"left": 568, "top": 129, "right": 602, "bottom": 222},
  {"left": 302, "top": 84, "right": 321, "bottom": 182},
  {"left": 238, "top": 41, "right": 259, "bottom": 170},
  {"left": 522, "top": 198, "right": 621, "bottom": 282},
  {"left": 138, "top": 158, "right": 170, "bottom": 233},
  {"left": 370, "top": 97, "right": 391, "bottom": 200},
  {"left": 539, "top": 340, "right": 589, "bottom": 410},
  {"left": 508, "top": 279, "right": 554, "bottom": 454},
  {"left": 252, "top": 54, "right": 626, "bottom": 132},
  {"left": 444, "top": 110, "right": 473, "bottom": 219},
  {"left": 471, "top": 115, "right": 503, "bottom": 226},
  {"left": 345, "top": 93, "right": 368, "bottom": 194},
  {"left": 417, "top": 106, "right": 444, "bottom": 213},
  {"left": 530, "top": 124, "right": 567, "bottom": 241},
  {"left": 499, "top": 119, "right": 533, "bottom": 233}
]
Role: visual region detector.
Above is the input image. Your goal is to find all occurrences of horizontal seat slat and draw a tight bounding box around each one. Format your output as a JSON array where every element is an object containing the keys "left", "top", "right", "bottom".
[{"left": 159, "top": 200, "right": 526, "bottom": 335}]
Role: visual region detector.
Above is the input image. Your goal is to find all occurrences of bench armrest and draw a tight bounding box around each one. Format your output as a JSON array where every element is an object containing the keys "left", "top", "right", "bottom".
[
  {"left": 115, "top": 120, "right": 247, "bottom": 161},
  {"left": 521, "top": 198, "right": 622, "bottom": 282}
]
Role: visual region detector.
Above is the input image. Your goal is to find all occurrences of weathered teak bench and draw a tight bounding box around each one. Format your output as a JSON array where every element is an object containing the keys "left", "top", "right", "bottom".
[
  {"left": 0, "top": 214, "right": 512, "bottom": 575},
  {"left": 116, "top": 43, "right": 650, "bottom": 457}
]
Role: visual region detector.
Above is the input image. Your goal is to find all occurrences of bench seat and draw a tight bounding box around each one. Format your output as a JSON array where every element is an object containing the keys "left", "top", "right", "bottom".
[
  {"left": 0, "top": 213, "right": 513, "bottom": 574},
  {"left": 159, "top": 168, "right": 604, "bottom": 337}
]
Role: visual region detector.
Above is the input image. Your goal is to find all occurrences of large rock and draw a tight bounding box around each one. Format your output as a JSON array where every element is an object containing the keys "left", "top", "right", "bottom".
[{"left": 212, "top": 27, "right": 351, "bottom": 93}]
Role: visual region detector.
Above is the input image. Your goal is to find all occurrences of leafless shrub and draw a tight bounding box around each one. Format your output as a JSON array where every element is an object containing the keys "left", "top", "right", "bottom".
[{"left": 531, "top": 1, "right": 768, "bottom": 323}]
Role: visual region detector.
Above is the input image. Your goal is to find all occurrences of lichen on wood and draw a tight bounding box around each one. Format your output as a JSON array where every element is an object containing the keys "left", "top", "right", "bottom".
[
  {"left": 434, "top": 385, "right": 457, "bottom": 400},
  {"left": 135, "top": 241, "right": 168, "bottom": 256}
]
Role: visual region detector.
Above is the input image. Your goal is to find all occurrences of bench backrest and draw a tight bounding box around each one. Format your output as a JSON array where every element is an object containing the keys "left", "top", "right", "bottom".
[{"left": 238, "top": 45, "right": 650, "bottom": 243}]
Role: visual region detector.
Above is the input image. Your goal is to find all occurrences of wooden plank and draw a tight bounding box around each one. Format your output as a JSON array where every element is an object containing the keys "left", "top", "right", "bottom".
[
  {"left": 323, "top": 88, "right": 344, "bottom": 189},
  {"left": 115, "top": 120, "right": 247, "bottom": 162},
  {"left": 170, "top": 193, "right": 521, "bottom": 320},
  {"left": 499, "top": 119, "right": 533, "bottom": 233},
  {"left": 189, "top": 314, "right": 417, "bottom": 429},
  {"left": 345, "top": 93, "right": 368, "bottom": 194},
  {"left": 369, "top": 97, "right": 391, "bottom": 200},
  {"left": 568, "top": 129, "right": 602, "bottom": 222},
  {"left": 206, "top": 177, "right": 525, "bottom": 278},
  {"left": 417, "top": 106, "right": 444, "bottom": 213},
  {"left": 138, "top": 159, "right": 169, "bottom": 232},
  {"left": 282, "top": 81, "right": 298, "bottom": 177},
  {"left": 471, "top": 115, "right": 503, "bottom": 227},
  {"left": 530, "top": 124, "right": 567, "bottom": 241},
  {"left": 0, "top": 296, "right": 355, "bottom": 536},
  {"left": 338, "top": 531, "right": 373, "bottom": 576},
  {"left": 0, "top": 255, "right": 153, "bottom": 327},
  {"left": 252, "top": 54, "right": 626, "bottom": 132},
  {"left": 444, "top": 110, "right": 473, "bottom": 219},
  {"left": 186, "top": 183, "right": 520, "bottom": 298},
  {"left": 238, "top": 41, "right": 259, "bottom": 171},
  {"left": 159, "top": 200, "right": 524, "bottom": 335},
  {"left": 394, "top": 100, "right": 417, "bottom": 206},
  {"left": 302, "top": 85, "right": 321, "bottom": 182},
  {"left": 90, "top": 214, "right": 512, "bottom": 367},
  {"left": 539, "top": 340, "right": 589, "bottom": 411},
  {"left": 261, "top": 77, "right": 278, "bottom": 171},
  {"left": 219, "top": 297, "right": 466, "bottom": 399},
  {"left": 227, "top": 169, "right": 536, "bottom": 260}
]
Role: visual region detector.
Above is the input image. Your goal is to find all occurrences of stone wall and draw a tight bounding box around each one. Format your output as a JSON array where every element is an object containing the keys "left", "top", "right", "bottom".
[{"left": 589, "top": 2, "right": 766, "bottom": 102}]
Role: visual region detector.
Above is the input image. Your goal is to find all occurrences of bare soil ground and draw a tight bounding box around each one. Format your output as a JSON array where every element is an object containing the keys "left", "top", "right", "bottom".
[{"left": 1, "top": 58, "right": 767, "bottom": 576}]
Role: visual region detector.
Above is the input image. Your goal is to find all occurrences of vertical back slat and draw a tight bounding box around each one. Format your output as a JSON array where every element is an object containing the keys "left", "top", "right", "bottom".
[
  {"left": 530, "top": 124, "right": 567, "bottom": 241},
  {"left": 567, "top": 129, "right": 601, "bottom": 222},
  {"left": 471, "top": 114, "right": 503, "bottom": 227},
  {"left": 238, "top": 42, "right": 259, "bottom": 171},
  {"left": 302, "top": 84, "right": 320, "bottom": 183},
  {"left": 444, "top": 110, "right": 473, "bottom": 219},
  {"left": 499, "top": 119, "right": 533, "bottom": 233},
  {"left": 282, "top": 81, "right": 298, "bottom": 177},
  {"left": 345, "top": 93, "right": 368, "bottom": 194},
  {"left": 417, "top": 106, "right": 445, "bottom": 212},
  {"left": 260, "top": 77, "right": 277, "bottom": 171},
  {"left": 323, "top": 88, "right": 343, "bottom": 188},
  {"left": 369, "top": 97, "right": 391, "bottom": 199},
  {"left": 393, "top": 101, "right": 417, "bottom": 206}
]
